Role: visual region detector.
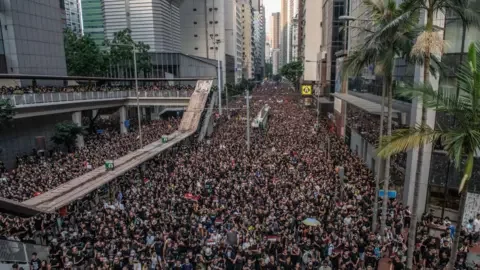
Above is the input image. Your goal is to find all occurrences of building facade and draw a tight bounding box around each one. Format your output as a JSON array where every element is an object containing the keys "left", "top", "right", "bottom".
[
  {"left": 64, "top": 0, "right": 82, "bottom": 35},
  {"left": 81, "top": 0, "right": 105, "bottom": 45},
  {"left": 271, "top": 12, "right": 280, "bottom": 74},
  {"left": 240, "top": 0, "right": 254, "bottom": 79},
  {"left": 225, "top": 0, "right": 244, "bottom": 83},
  {"left": 302, "top": 0, "right": 323, "bottom": 83},
  {"left": 253, "top": 4, "right": 265, "bottom": 80},
  {"left": 180, "top": 0, "right": 227, "bottom": 82},
  {"left": 103, "top": 0, "right": 182, "bottom": 53},
  {"left": 0, "top": 0, "right": 67, "bottom": 81},
  {"left": 321, "top": 0, "right": 346, "bottom": 93}
]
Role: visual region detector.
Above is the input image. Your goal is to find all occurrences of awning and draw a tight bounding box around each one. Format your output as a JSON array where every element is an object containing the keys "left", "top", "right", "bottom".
[{"left": 333, "top": 93, "right": 400, "bottom": 114}]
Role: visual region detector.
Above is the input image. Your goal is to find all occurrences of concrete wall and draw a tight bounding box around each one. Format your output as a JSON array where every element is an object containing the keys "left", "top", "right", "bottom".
[
  {"left": 303, "top": 0, "right": 322, "bottom": 82},
  {"left": 0, "top": 113, "right": 71, "bottom": 168}
]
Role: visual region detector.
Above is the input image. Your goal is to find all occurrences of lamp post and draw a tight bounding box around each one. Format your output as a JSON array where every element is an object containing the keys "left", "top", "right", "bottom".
[
  {"left": 210, "top": 36, "right": 223, "bottom": 115},
  {"left": 112, "top": 43, "right": 143, "bottom": 149}
]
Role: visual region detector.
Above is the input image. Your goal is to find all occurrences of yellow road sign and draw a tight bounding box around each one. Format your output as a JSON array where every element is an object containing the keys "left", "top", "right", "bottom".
[{"left": 301, "top": 85, "right": 312, "bottom": 96}]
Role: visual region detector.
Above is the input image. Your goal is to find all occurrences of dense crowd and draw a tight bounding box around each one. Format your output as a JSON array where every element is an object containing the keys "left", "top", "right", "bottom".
[
  {"left": 0, "top": 85, "right": 478, "bottom": 270},
  {"left": 0, "top": 118, "right": 180, "bottom": 202},
  {"left": 346, "top": 105, "right": 407, "bottom": 186},
  {"left": 0, "top": 85, "right": 195, "bottom": 95}
]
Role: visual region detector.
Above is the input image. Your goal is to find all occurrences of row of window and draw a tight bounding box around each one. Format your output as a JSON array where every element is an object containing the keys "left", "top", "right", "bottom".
[
  {"left": 191, "top": 8, "right": 218, "bottom": 11},
  {"left": 193, "top": 21, "right": 218, "bottom": 25}
]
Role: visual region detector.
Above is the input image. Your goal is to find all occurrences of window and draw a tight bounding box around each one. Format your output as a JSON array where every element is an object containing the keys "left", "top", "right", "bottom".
[
  {"left": 210, "top": 47, "right": 214, "bottom": 49},
  {"left": 193, "top": 21, "right": 197, "bottom": 24},
  {"left": 209, "top": 8, "right": 213, "bottom": 11},
  {"left": 215, "top": 21, "right": 218, "bottom": 24},
  {"left": 194, "top": 34, "right": 198, "bottom": 37},
  {"left": 209, "top": 21, "right": 213, "bottom": 24},
  {"left": 193, "top": 8, "right": 197, "bottom": 11},
  {"left": 194, "top": 47, "right": 198, "bottom": 50}
]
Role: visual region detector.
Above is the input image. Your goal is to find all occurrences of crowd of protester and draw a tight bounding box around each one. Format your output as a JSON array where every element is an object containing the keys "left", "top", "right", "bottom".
[
  {"left": 346, "top": 105, "right": 407, "bottom": 186},
  {"left": 0, "top": 84, "right": 478, "bottom": 270},
  {"left": 0, "top": 117, "right": 180, "bottom": 202},
  {"left": 0, "top": 85, "right": 195, "bottom": 95}
]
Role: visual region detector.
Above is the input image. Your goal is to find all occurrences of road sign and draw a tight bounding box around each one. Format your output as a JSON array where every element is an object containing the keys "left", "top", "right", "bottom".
[
  {"left": 124, "top": 120, "right": 130, "bottom": 128},
  {"left": 301, "top": 85, "right": 312, "bottom": 96},
  {"left": 378, "top": 190, "right": 397, "bottom": 199},
  {"left": 105, "top": 160, "right": 114, "bottom": 171}
]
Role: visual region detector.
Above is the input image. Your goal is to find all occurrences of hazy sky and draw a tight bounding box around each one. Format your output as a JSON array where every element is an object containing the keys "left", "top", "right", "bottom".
[{"left": 264, "top": 0, "right": 281, "bottom": 36}]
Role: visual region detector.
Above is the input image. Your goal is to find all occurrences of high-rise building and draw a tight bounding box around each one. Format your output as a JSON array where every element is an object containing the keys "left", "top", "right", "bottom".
[
  {"left": 180, "top": 0, "right": 227, "bottom": 82},
  {"left": 225, "top": 0, "right": 244, "bottom": 83},
  {"left": 253, "top": 4, "right": 265, "bottom": 80},
  {"left": 280, "top": 0, "right": 288, "bottom": 67},
  {"left": 321, "top": 0, "right": 346, "bottom": 93},
  {"left": 301, "top": 0, "right": 323, "bottom": 83},
  {"left": 64, "top": 0, "right": 82, "bottom": 35},
  {"left": 240, "top": 0, "right": 254, "bottom": 79},
  {"left": 271, "top": 12, "right": 280, "bottom": 49},
  {"left": 81, "top": 0, "right": 105, "bottom": 46},
  {"left": 0, "top": 0, "right": 67, "bottom": 81},
  {"left": 103, "top": 0, "right": 182, "bottom": 53},
  {"left": 271, "top": 12, "right": 280, "bottom": 74}
]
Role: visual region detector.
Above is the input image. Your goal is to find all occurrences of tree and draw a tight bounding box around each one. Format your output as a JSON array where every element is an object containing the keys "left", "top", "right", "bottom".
[
  {"left": 280, "top": 61, "right": 303, "bottom": 90},
  {"left": 51, "top": 121, "right": 85, "bottom": 152},
  {"left": 342, "top": 0, "right": 421, "bottom": 235},
  {"left": 64, "top": 29, "right": 109, "bottom": 77},
  {"left": 107, "top": 29, "right": 151, "bottom": 78},
  {"left": 0, "top": 99, "right": 14, "bottom": 130},
  {"left": 378, "top": 42, "right": 480, "bottom": 270},
  {"left": 385, "top": 1, "right": 480, "bottom": 268}
]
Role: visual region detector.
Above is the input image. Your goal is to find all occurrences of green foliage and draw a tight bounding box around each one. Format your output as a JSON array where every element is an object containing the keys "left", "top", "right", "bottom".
[
  {"left": 0, "top": 99, "right": 14, "bottom": 130},
  {"left": 64, "top": 29, "right": 109, "bottom": 77},
  {"left": 280, "top": 61, "right": 303, "bottom": 88},
  {"left": 107, "top": 29, "right": 152, "bottom": 77},
  {"left": 51, "top": 121, "right": 85, "bottom": 152},
  {"left": 378, "top": 42, "right": 480, "bottom": 193}
]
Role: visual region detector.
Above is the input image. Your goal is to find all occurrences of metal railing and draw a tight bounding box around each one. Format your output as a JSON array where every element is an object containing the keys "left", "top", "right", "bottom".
[
  {"left": 0, "top": 239, "right": 49, "bottom": 263},
  {"left": 0, "top": 90, "right": 192, "bottom": 107}
]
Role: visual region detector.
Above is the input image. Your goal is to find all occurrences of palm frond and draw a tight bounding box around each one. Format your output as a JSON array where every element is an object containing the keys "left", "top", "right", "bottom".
[{"left": 377, "top": 125, "right": 443, "bottom": 157}]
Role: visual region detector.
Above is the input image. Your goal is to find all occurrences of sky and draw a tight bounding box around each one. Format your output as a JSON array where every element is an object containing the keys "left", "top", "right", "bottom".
[{"left": 264, "top": 0, "right": 281, "bottom": 37}]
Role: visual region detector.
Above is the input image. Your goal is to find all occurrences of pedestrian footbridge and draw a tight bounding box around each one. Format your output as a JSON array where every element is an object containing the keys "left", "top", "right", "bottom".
[
  {"left": 0, "top": 80, "right": 214, "bottom": 216},
  {"left": 1, "top": 90, "right": 192, "bottom": 119}
]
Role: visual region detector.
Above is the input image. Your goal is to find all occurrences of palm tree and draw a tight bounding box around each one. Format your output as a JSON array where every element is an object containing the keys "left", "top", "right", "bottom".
[
  {"left": 384, "top": 1, "right": 480, "bottom": 268},
  {"left": 342, "top": 0, "right": 420, "bottom": 234},
  {"left": 378, "top": 42, "right": 480, "bottom": 270}
]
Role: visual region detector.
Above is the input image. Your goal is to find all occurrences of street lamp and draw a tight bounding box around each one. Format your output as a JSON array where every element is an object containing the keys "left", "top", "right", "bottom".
[
  {"left": 112, "top": 43, "right": 143, "bottom": 149},
  {"left": 210, "top": 34, "right": 223, "bottom": 115}
]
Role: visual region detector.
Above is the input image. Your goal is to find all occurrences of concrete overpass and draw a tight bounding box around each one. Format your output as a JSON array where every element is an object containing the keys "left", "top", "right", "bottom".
[
  {"left": 1, "top": 90, "right": 191, "bottom": 119},
  {"left": 0, "top": 80, "right": 214, "bottom": 216}
]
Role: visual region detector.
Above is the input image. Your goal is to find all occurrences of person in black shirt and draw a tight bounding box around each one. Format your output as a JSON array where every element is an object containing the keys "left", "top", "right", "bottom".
[
  {"left": 391, "top": 256, "right": 404, "bottom": 270},
  {"left": 30, "top": 252, "right": 41, "bottom": 270}
]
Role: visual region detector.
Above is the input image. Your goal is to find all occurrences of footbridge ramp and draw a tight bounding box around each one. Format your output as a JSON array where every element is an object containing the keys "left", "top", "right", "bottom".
[{"left": 2, "top": 80, "right": 213, "bottom": 216}]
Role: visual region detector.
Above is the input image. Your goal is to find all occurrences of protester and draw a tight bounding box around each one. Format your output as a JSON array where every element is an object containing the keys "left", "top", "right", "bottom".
[{"left": 0, "top": 83, "right": 476, "bottom": 270}]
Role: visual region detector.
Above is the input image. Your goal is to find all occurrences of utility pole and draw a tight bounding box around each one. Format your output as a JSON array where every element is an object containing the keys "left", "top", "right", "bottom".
[
  {"left": 133, "top": 45, "right": 143, "bottom": 149},
  {"left": 245, "top": 89, "right": 251, "bottom": 151},
  {"left": 225, "top": 84, "right": 228, "bottom": 115}
]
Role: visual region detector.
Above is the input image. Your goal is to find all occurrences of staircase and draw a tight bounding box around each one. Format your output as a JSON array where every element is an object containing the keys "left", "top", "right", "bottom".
[{"left": 198, "top": 91, "right": 217, "bottom": 141}]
